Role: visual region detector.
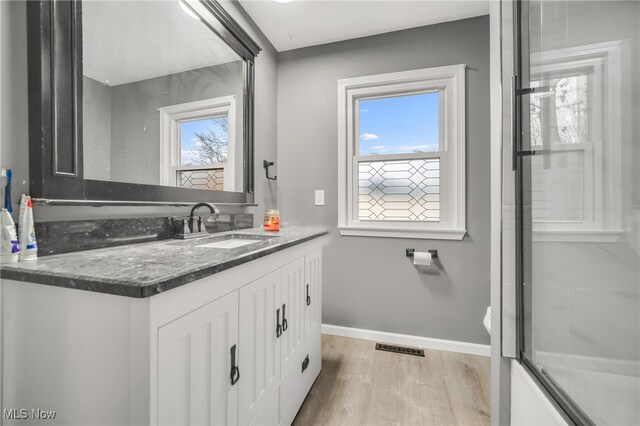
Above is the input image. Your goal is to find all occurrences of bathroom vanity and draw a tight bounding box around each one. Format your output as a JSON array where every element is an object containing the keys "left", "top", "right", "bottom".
[{"left": 1, "top": 227, "right": 327, "bottom": 425}]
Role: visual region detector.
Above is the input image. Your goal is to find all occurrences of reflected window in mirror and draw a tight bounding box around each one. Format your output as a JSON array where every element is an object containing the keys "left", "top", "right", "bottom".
[
  {"left": 82, "top": 0, "right": 245, "bottom": 193},
  {"left": 158, "top": 95, "right": 237, "bottom": 191},
  {"left": 178, "top": 117, "right": 229, "bottom": 191}
]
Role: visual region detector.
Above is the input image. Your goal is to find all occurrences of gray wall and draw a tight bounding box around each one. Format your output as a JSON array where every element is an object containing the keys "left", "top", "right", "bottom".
[
  {"left": 83, "top": 76, "right": 112, "bottom": 181},
  {"left": 0, "top": 0, "right": 30, "bottom": 214},
  {"left": 0, "top": 0, "right": 277, "bottom": 224},
  {"left": 277, "top": 16, "right": 491, "bottom": 344}
]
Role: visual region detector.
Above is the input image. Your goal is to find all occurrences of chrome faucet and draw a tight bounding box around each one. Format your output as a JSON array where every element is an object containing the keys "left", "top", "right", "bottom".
[{"left": 189, "top": 202, "right": 220, "bottom": 234}]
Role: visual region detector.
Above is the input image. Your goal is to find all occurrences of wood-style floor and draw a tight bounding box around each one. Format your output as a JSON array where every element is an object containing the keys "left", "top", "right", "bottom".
[{"left": 293, "top": 334, "right": 490, "bottom": 426}]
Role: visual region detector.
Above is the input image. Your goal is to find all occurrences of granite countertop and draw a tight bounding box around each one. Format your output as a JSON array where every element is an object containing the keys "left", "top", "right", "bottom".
[{"left": 0, "top": 227, "right": 328, "bottom": 298}]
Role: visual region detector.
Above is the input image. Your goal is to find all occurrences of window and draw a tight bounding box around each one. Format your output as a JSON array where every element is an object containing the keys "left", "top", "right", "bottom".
[
  {"left": 338, "top": 65, "right": 466, "bottom": 240},
  {"left": 530, "top": 73, "right": 593, "bottom": 224},
  {"left": 528, "top": 42, "right": 623, "bottom": 241},
  {"left": 159, "top": 96, "right": 236, "bottom": 191}
]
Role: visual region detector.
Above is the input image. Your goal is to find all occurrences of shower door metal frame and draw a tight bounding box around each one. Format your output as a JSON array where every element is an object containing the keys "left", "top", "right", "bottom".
[{"left": 513, "top": 1, "right": 596, "bottom": 425}]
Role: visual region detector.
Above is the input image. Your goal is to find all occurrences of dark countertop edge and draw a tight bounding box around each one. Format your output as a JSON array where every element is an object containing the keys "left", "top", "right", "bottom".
[
  {"left": 0, "top": 231, "right": 329, "bottom": 298},
  {"left": 0, "top": 269, "right": 143, "bottom": 297}
]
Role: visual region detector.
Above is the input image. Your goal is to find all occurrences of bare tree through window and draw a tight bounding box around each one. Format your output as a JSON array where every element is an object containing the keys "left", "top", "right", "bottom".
[{"left": 183, "top": 117, "right": 229, "bottom": 166}]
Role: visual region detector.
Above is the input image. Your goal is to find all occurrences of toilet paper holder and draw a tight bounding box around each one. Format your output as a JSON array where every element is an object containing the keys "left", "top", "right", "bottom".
[{"left": 406, "top": 248, "right": 438, "bottom": 259}]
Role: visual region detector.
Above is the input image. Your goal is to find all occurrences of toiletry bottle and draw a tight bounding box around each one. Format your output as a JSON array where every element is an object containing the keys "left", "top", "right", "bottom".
[
  {"left": 2, "top": 168, "right": 12, "bottom": 213},
  {"left": 0, "top": 208, "right": 19, "bottom": 263},
  {"left": 18, "top": 195, "right": 37, "bottom": 261}
]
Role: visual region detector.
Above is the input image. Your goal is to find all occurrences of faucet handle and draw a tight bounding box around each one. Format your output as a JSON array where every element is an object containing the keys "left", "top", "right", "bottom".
[
  {"left": 182, "top": 218, "right": 191, "bottom": 235},
  {"left": 198, "top": 216, "right": 205, "bottom": 233}
]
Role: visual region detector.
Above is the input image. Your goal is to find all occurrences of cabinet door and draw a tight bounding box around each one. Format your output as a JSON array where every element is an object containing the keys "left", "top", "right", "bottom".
[
  {"left": 239, "top": 270, "right": 281, "bottom": 425},
  {"left": 304, "top": 248, "right": 323, "bottom": 340},
  {"left": 280, "top": 332, "right": 322, "bottom": 426},
  {"left": 158, "top": 291, "right": 239, "bottom": 426},
  {"left": 250, "top": 387, "right": 279, "bottom": 426},
  {"left": 280, "top": 257, "right": 306, "bottom": 376}
]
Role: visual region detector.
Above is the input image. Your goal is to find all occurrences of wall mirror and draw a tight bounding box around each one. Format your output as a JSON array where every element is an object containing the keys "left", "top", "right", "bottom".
[{"left": 27, "top": 0, "right": 261, "bottom": 204}]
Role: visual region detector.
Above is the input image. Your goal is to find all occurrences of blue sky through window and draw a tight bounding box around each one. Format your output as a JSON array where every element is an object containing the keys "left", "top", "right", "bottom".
[
  {"left": 358, "top": 92, "right": 439, "bottom": 155},
  {"left": 180, "top": 117, "right": 228, "bottom": 165}
]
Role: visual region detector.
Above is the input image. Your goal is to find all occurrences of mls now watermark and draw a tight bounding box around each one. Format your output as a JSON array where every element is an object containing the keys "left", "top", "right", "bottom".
[{"left": 4, "top": 409, "right": 57, "bottom": 420}]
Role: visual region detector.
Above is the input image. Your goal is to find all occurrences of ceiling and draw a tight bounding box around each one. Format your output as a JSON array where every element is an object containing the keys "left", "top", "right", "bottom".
[
  {"left": 83, "top": 1, "right": 241, "bottom": 86},
  {"left": 238, "top": 0, "right": 490, "bottom": 52}
]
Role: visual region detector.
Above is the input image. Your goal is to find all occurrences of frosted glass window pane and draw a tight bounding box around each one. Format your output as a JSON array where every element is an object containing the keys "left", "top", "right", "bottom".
[
  {"left": 358, "top": 158, "right": 440, "bottom": 221},
  {"left": 177, "top": 168, "right": 224, "bottom": 190},
  {"left": 531, "top": 150, "right": 585, "bottom": 222},
  {"left": 358, "top": 92, "right": 439, "bottom": 155}
]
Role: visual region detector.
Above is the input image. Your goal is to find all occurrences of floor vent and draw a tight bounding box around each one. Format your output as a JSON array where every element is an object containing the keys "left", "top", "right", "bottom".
[{"left": 375, "top": 342, "right": 425, "bottom": 357}]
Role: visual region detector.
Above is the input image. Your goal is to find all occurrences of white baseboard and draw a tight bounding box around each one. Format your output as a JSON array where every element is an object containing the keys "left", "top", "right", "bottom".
[{"left": 322, "top": 324, "right": 490, "bottom": 357}]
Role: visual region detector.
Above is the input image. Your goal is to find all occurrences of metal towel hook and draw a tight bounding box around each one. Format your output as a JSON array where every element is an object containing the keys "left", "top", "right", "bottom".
[{"left": 263, "top": 160, "right": 277, "bottom": 181}]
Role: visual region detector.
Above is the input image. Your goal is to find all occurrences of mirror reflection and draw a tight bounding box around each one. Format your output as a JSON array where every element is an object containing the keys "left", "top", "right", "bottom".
[{"left": 82, "top": 0, "right": 245, "bottom": 192}]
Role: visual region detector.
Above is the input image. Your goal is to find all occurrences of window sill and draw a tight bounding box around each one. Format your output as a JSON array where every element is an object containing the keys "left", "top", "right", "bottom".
[{"left": 338, "top": 226, "right": 466, "bottom": 240}]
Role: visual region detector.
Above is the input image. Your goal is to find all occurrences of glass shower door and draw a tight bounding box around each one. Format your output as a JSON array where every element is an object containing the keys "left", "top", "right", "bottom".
[{"left": 515, "top": 1, "right": 640, "bottom": 424}]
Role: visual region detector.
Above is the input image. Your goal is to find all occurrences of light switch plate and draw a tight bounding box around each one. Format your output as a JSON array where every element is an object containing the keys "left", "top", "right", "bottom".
[{"left": 315, "top": 190, "right": 325, "bottom": 206}]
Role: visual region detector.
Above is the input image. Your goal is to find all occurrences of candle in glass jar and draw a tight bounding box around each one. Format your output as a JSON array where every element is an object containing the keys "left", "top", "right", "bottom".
[{"left": 264, "top": 209, "right": 280, "bottom": 231}]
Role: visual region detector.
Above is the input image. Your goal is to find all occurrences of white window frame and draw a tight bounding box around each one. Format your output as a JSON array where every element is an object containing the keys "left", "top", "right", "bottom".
[
  {"left": 530, "top": 41, "right": 624, "bottom": 242},
  {"left": 158, "top": 96, "right": 236, "bottom": 191},
  {"left": 337, "top": 65, "right": 466, "bottom": 240}
]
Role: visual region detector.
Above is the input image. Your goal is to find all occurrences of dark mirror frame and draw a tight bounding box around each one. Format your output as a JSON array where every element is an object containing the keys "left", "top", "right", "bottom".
[{"left": 27, "top": 0, "right": 261, "bottom": 204}]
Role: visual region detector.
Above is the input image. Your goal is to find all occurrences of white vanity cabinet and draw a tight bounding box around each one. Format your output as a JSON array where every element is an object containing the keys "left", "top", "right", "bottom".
[
  {"left": 279, "top": 258, "right": 306, "bottom": 379},
  {"left": 157, "top": 291, "right": 239, "bottom": 426},
  {"left": 280, "top": 249, "right": 323, "bottom": 426},
  {"left": 1, "top": 236, "right": 325, "bottom": 426},
  {"left": 238, "top": 269, "right": 282, "bottom": 425},
  {"left": 304, "top": 249, "right": 323, "bottom": 339},
  {"left": 158, "top": 247, "right": 322, "bottom": 426}
]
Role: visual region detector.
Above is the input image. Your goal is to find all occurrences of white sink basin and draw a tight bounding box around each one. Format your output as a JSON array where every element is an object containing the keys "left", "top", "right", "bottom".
[
  {"left": 171, "top": 233, "right": 280, "bottom": 251},
  {"left": 198, "top": 239, "right": 262, "bottom": 249}
]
